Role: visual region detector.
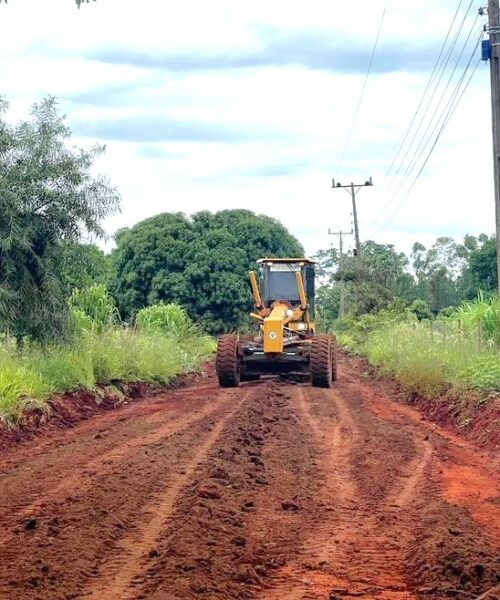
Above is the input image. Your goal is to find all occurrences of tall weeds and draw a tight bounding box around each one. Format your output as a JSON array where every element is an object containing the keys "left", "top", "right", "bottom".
[{"left": 0, "top": 305, "right": 214, "bottom": 425}]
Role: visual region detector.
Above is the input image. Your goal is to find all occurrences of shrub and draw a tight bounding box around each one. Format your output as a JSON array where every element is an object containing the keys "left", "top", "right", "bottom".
[
  {"left": 70, "top": 285, "right": 121, "bottom": 332},
  {"left": 0, "top": 325, "right": 214, "bottom": 425},
  {"left": 135, "top": 303, "right": 194, "bottom": 335},
  {"left": 453, "top": 292, "right": 500, "bottom": 344}
]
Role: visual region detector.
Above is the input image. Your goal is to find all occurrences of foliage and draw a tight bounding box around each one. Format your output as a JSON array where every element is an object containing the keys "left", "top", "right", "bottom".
[
  {"left": 111, "top": 209, "right": 303, "bottom": 333},
  {"left": 333, "top": 294, "right": 500, "bottom": 397},
  {"left": 61, "top": 242, "right": 111, "bottom": 291},
  {"left": 333, "top": 307, "right": 415, "bottom": 353},
  {"left": 69, "top": 284, "right": 120, "bottom": 333},
  {"left": 0, "top": 97, "right": 120, "bottom": 342},
  {"left": 136, "top": 303, "right": 194, "bottom": 335},
  {"left": 316, "top": 234, "right": 498, "bottom": 326},
  {"left": 466, "top": 236, "right": 496, "bottom": 295},
  {"left": 364, "top": 319, "right": 500, "bottom": 395},
  {"left": 409, "top": 299, "right": 432, "bottom": 321},
  {"left": 0, "top": 324, "right": 214, "bottom": 425},
  {"left": 316, "top": 241, "right": 413, "bottom": 320},
  {"left": 453, "top": 292, "right": 500, "bottom": 344}
]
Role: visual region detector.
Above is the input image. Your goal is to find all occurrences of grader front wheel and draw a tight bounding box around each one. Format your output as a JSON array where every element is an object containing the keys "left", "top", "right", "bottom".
[
  {"left": 311, "top": 334, "right": 333, "bottom": 388},
  {"left": 216, "top": 334, "right": 241, "bottom": 387}
]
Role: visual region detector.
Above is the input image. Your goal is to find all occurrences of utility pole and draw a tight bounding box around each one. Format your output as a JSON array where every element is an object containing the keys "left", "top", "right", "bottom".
[
  {"left": 486, "top": 0, "right": 500, "bottom": 297},
  {"left": 331, "top": 177, "right": 373, "bottom": 255},
  {"left": 328, "top": 229, "right": 353, "bottom": 318}
]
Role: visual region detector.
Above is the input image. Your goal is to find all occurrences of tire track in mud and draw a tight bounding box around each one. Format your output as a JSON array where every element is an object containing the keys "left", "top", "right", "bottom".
[
  {"left": 124, "top": 381, "right": 324, "bottom": 600},
  {"left": 83, "top": 389, "right": 253, "bottom": 599},
  {"left": 0, "top": 389, "right": 231, "bottom": 547},
  {"left": 0, "top": 389, "right": 241, "bottom": 599},
  {"left": 0, "top": 357, "right": 498, "bottom": 600},
  {"left": 259, "top": 386, "right": 420, "bottom": 600}
]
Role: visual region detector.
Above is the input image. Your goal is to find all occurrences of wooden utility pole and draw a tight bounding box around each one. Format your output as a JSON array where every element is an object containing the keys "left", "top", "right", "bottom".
[
  {"left": 331, "top": 178, "right": 373, "bottom": 255},
  {"left": 328, "top": 229, "right": 353, "bottom": 318},
  {"left": 487, "top": 0, "right": 500, "bottom": 297}
]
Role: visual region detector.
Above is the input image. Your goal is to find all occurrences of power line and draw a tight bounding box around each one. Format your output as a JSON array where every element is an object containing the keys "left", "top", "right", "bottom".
[
  {"left": 335, "top": 4, "right": 386, "bottom": 174},
  {"left": 370, "top": 31, "right": 483, "bottom": 236},
  {"left": 374, "top": 0, "right": 466, "bottom": 194},
  {"left": 377, "top": 13, "right": 480, "bottom": 213},
  {"left": 365, "top": 0, "right": 477, "bottom": 233}
]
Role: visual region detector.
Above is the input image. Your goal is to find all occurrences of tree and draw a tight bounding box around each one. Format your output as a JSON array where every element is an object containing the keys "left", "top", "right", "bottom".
[
  {"left": 315, "top": 240, "right": 415, "bottom": 318},
  {"left": 61, "top": 242, "right": 111, "bottom": 291},
  {"left": 111, "top": 210, "right": 303, "bottom": 333},
  {"left": 464, "top": 235, "right": 497, "bottom": 295},
  {"left": 0, "top": 97, "right": 120, "bottom": 341}
]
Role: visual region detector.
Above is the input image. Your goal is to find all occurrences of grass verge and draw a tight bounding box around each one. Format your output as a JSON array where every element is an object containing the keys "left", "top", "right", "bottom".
[{"left": 0, "top": 329, "right": 215, "bottom": 426}]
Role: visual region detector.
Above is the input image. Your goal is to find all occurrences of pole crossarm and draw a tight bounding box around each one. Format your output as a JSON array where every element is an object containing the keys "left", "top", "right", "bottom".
[{"left": 331, "top": 177, "right": 374, "bottom": 255}]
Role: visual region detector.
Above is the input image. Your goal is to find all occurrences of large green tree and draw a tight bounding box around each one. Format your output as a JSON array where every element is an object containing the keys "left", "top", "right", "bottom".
[
  {"left": 111, "top": 210, "right": 303, "bottom": 333},
  {"left": 0, "top": 98, "right": 120, "bottom": 341},
  {"left": 61, "top": 242, "right": 112, "bottom": 292},
  {"left": 316, "top": 240, "right": 414, "bottom": 319}
]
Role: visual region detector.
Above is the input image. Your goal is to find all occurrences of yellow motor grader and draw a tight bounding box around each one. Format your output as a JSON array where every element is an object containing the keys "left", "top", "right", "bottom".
[{"left": 216, "top": 257, "right": 337, "bottom": 387}]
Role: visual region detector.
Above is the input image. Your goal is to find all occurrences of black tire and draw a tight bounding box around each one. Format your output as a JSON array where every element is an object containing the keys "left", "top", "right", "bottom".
[
  {"left": 331, "top": 334, "right": 338, "bottom": 382},
  {"left": 311, "top": 334, "right": 333, "bottom": 388},
  {"left": 216, "top": 334, "right": 241, "bottom": 387}
]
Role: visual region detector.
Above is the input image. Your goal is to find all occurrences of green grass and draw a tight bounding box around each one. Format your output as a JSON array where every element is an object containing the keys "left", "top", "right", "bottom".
[
  {"left": 0, "top": 328, "right": 215, "bottom": 426},
  {"left": 332, "top": 295, "right": 500, "bottom": 396},
  {"left": 337, "top": 311, "right": 500, "bottom": 396}
]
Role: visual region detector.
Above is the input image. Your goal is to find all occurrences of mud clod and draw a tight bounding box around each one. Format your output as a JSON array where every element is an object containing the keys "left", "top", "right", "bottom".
[{"left": 198, "top": 484, "right": 221, "bottom": 500}]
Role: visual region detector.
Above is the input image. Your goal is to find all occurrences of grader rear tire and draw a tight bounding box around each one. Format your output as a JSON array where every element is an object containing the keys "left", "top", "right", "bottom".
[
  {"left": 311, "top": 334, "right": 333, "bottom": 388},
  {"left": 216, "top": 334, "right": 241, "bottom": 387}
]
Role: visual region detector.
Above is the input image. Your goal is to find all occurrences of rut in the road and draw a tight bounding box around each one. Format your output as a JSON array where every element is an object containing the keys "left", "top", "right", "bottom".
[{"left": 0, "top": 357, "right": 498, "bottom": 600}]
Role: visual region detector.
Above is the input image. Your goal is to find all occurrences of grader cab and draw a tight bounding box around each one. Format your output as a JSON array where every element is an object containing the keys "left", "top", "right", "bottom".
[{"left": 216, "top": 258, "right": 337, "bottom": 387}]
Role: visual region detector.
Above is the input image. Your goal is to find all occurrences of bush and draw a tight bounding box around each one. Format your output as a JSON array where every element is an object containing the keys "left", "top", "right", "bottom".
[
  {"left": 135, "top": 303, "right": 194, "bottom": 335},
  {"left": 70, "top": 285, "right": 121, "bottom": 333},
  {"left": 0, "top": 325, "right": 214, "bottom": 425},
  {"left": 409, "top": 299, "right": 433, "bottom": 321},
  {"left": 453, "top": 292, "right": 500, "bottom": 344},
  {"left": 364, "top": 319, "right": 500, "bottom": 395}
]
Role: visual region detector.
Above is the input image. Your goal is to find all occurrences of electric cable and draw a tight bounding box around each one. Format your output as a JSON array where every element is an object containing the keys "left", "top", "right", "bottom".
[{"left": 335, "top": 4, "right": 386, "bottom": 174}]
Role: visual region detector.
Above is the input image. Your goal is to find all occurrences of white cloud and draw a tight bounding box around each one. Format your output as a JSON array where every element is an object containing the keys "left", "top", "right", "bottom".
[{"left": 0, "top": 0, "right": 494, "bottom": 259}]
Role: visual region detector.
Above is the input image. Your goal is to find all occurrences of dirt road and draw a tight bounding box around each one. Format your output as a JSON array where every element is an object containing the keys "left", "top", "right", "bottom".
[{"left": 0, "top": 355, "right": 498, "bottom": 600}]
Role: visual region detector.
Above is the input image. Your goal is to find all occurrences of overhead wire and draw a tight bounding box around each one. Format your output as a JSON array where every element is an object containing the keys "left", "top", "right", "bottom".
[
  {"left": 366, "top": 0, "right": 477, "bottom": 233},
  {"left": 363, "top": 0, "right": 482, "bottom": 236},
  {"left": 374, "top": 0, "right": 466, "bottom": 195},
  {"left": 374, "top": 11, "right": 480, "bottom": 215},
  {"left": 369, "top": 26, "right": 484, "bottom": 236},
  {"left": 334, "top": 4, "right": 386, "bottom": 175}
]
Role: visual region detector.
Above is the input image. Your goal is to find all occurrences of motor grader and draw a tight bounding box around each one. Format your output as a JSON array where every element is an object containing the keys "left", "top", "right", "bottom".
[{"left": 216, "top": 257, "right": 337, "bottom": 387}]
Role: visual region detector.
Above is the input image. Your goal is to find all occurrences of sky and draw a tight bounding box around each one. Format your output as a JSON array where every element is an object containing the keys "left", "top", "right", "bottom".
[{"left": 0, "top": 0, "right": 495, "bottom": 257}]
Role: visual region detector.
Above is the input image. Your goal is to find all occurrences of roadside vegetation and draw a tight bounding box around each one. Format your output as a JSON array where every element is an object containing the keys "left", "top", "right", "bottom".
[
  {"left": 332, "top": 296, "right": 500, "bottom": 398},
  {"left": 0, "top": 287, "right": 214, "bottom": 424},
  {"left": 0, "top": 99, "right": 216, "bottom": 425},
  {"left": 315, "top": 236, "right": 500, "bottom": 398}
]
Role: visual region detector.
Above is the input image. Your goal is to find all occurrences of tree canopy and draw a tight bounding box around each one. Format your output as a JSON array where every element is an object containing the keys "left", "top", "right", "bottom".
[
  {"left": 316, "top": 233, "right": 498, "bottom": 324},
  {"left": 61, "top": 242, "right": 112, "bottom": 292},
  {"left": 111, "top": 210, "right": 304, "bottom": 333},
  {"left": 0, "top": 97, "right": 120, "bottom": 341}
]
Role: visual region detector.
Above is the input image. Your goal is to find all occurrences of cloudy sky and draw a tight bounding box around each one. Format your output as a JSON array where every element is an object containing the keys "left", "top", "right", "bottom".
[{"left": 0, "top": 0, "right": 494, "bottom": 256}]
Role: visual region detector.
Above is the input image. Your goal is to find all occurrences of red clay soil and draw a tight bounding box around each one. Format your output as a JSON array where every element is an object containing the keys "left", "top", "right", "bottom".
[
  {"left": 347, "top": 353, "right": 500, "bottom": 451},
  {"left": 0, "top": 370, "right": 206, "bottom": 452},
  {"left": 0, "top": 354, "right": 498, "bottom": 599}
]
